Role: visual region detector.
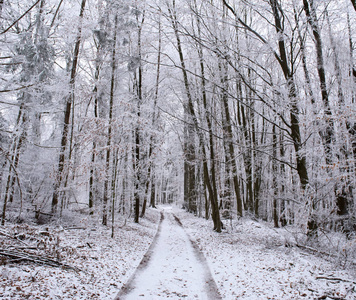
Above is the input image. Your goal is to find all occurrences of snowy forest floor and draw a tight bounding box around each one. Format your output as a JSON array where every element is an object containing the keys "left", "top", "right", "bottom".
[
  {"left": 0, "top": 209, "right": 161, "bottom": 299},
  {"left": 174, "top": 208, "right": 356, "bottom": 299},
  {"left": 1, "top": 205, "right": 356, "bottom": 299}
]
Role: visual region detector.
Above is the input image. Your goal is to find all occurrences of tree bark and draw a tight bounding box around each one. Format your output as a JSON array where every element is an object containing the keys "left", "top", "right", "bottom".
[
  {"left": 52, "top": 0, "right": 86, "bottom": 213},
  {"left": 351, "top": 0, "right": 356, "bottom": 12},
  {"left": 303, "top": 0, "right": 334, "bottom": 166},
  {"left": 223, "top": 0, "right": 309, "bottom": 190},
  {"left": 133, "top": 11, "right": 145, "bottom": 223},
  {"left": 102, "top": 13, "right": 118, "bottom": 226},
  {"left": 169, "top": 0, "right": 221, "bottom": 231},
  {"left": 142, "top": 12, "right": 161, "bottom": 216},
  {"left": 272, "top": 125, "right": 279, "bottom": 228},
  {"left": 1, "top": 104, "right": 26, "bottom": 225}
]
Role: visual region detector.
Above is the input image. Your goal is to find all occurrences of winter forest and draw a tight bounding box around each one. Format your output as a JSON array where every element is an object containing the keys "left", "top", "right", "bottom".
[{"left": 1, "top": 0, "right": 356, "bottom": 299}]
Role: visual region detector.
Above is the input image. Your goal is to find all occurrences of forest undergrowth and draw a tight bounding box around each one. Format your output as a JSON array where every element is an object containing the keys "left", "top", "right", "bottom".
[{"left": 0, "top": 208, "right": 161, "bottom": 299}]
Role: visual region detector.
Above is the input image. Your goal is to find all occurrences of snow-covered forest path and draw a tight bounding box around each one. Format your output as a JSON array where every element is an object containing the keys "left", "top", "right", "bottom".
[{"left": 115, "top": 207, "right": 221, "bottom": 300}]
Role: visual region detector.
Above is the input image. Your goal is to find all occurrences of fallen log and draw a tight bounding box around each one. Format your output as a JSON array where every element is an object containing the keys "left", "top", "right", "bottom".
[{"left": 0, "top": 249, "right": 80, "bottom": 272}]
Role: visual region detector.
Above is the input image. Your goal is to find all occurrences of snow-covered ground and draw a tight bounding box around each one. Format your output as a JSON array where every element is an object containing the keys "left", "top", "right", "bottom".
[
  {"left": 1, "top": 205, "right": 355, "bottom": 299},
  {"left": 117, "top": 206, "right": 220, "bottom": 300},
  {"left": 173, "top": 207, "right": 356, "bottom": 300},
  {"left": 0, "top": 209, "right": 161, "bottom": 299}
]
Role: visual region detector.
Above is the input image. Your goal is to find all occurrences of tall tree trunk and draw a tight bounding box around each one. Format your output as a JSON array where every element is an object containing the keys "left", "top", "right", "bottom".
[
  {"left": 169, "top": 0, "right": 221, "bottom": 231},
  {"left": 222, "top": 88, "right": 243, "bottom": 217},
  {"left": 52, "top": 0, "right": 86, "bottom": 213},
  {"left": 279, "top": 130, "right": 288, "bottom": 226},
  {"left": 168, "top": 2, "right": 196, "bottom": 214},
  {"left": 102, "top": 14, "right": 118, "bottom": 226},
  {"left": 270, "top": 0, "right": 309, "bottom": 189},
  {"left": 223, "top": 0, "right": 309, "bottom": 189},
  {"left": 142, "top": 12, "right": 161, "bottom": 216},
  {"left": 194, "top": 0, "right": 221, "bottom": 229},
  {"left": 272, "top": 125, "right": 279, "bottom": 228},
  {"left": 111, "top": 149, "right": 119, "bottom": 238},
  {"left": 303, "top": 0, "right": 334, "bottom": 165},
  {"left": 133, "top": 11, "right": 145, "bottom": 223},
  {"left": 88, "top": 20, "right": 105, "bottom": 215}
]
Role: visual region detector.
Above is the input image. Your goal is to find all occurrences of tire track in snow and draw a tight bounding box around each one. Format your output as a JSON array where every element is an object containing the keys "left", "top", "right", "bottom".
[{"left": 115, "top": 208, "right": 221, "bottom": 300}]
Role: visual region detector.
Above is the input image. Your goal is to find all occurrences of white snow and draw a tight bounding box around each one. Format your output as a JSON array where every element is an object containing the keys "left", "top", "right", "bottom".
[
  {"left": 173, "top": 207, "right": 356, "bottom": 300},
  {"left": 0, "top": 209, "right": 161, "bottom": 299},
  {"left": 1, "top": 206, "right": 355, "bottom": 299},
  {"left": 117, "top": 206, "right": 218, "bottom": 299}
]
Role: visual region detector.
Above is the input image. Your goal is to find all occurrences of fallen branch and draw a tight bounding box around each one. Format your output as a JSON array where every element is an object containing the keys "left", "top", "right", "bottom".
[
  {"left": 63, "top": 227, "right": 87, "bottom": 230},
  {"left": 0, "top": 230, "right": 29, "bottom": 246},
  {"left": 296, "top": 244, "right": 334, "bottom": 257},
  {"left": 8, "top": 246, "right": 38, "bottom": 251},
  {"left": 297, "top": 244, "right": 356, "bottom": 267},
  {"left": 316, "top": 276, "right": 356, "bottom": 284},
  {"left": 317, "top": 295, "right": 346, "bottom": 300},
  {"left": 0, "top": 249, "right": 80, "bottom": 272}
]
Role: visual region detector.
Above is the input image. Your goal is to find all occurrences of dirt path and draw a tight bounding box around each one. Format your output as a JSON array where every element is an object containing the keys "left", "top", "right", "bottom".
[{"left": 115, "top": 207, "right": 221, "bottom": 300}]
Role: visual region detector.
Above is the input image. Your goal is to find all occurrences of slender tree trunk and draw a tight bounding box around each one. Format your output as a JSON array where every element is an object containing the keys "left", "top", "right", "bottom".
[
  {"left": 52, "top": 0, "right": 86, "bottom": 213},
  {"left": 303, "top": 0, "right": 334, "bottom": 165},
  {"left": 1, "top": 102, "right": 26, "bottom": 225},
  {"left": 272, "top": 125, "right": 279, "bottom": 228},
  {"left": 168, "top": 2, "right": 196, "bottom": 214},
  {"left": 169, "top": 1, "right": 220, "bottom": 230},
  {"left": 267, "top": 0, "right": 309, "bottom": 189},
  {"left": 133, "top": 11, "right": 145, "bottom": 223},
  {"left": 195, "top": 2, "right": 221, "bottom": 229},
  {"left": 111, "top": 149, "right": 119, "bottom": 238},
  {"left": 279, "top": 130, "right": 288, "bottom": 226},
  {"left": 102, "top": 14, "right": 118, "bottom": 226},
  {"left": 142, "top": 13, "right": 161, "bottom": 216},
  {"left": 219, "top": 61, "right": 243, "bottom": 216},
  {"left": 204, "top": 181, "right": 209, "bottom": 220},
  {"left": 88, "top": 34, "right": 103, "bottom": 214},
  {"left": 222, "top": 93, "right": 243, "bottom": 217},
  {"left": 149, "top": 176, "right": 156, "bottom": 208},
  {"left": 219, "top": 52, "right": 243, "bottom": 217}
]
